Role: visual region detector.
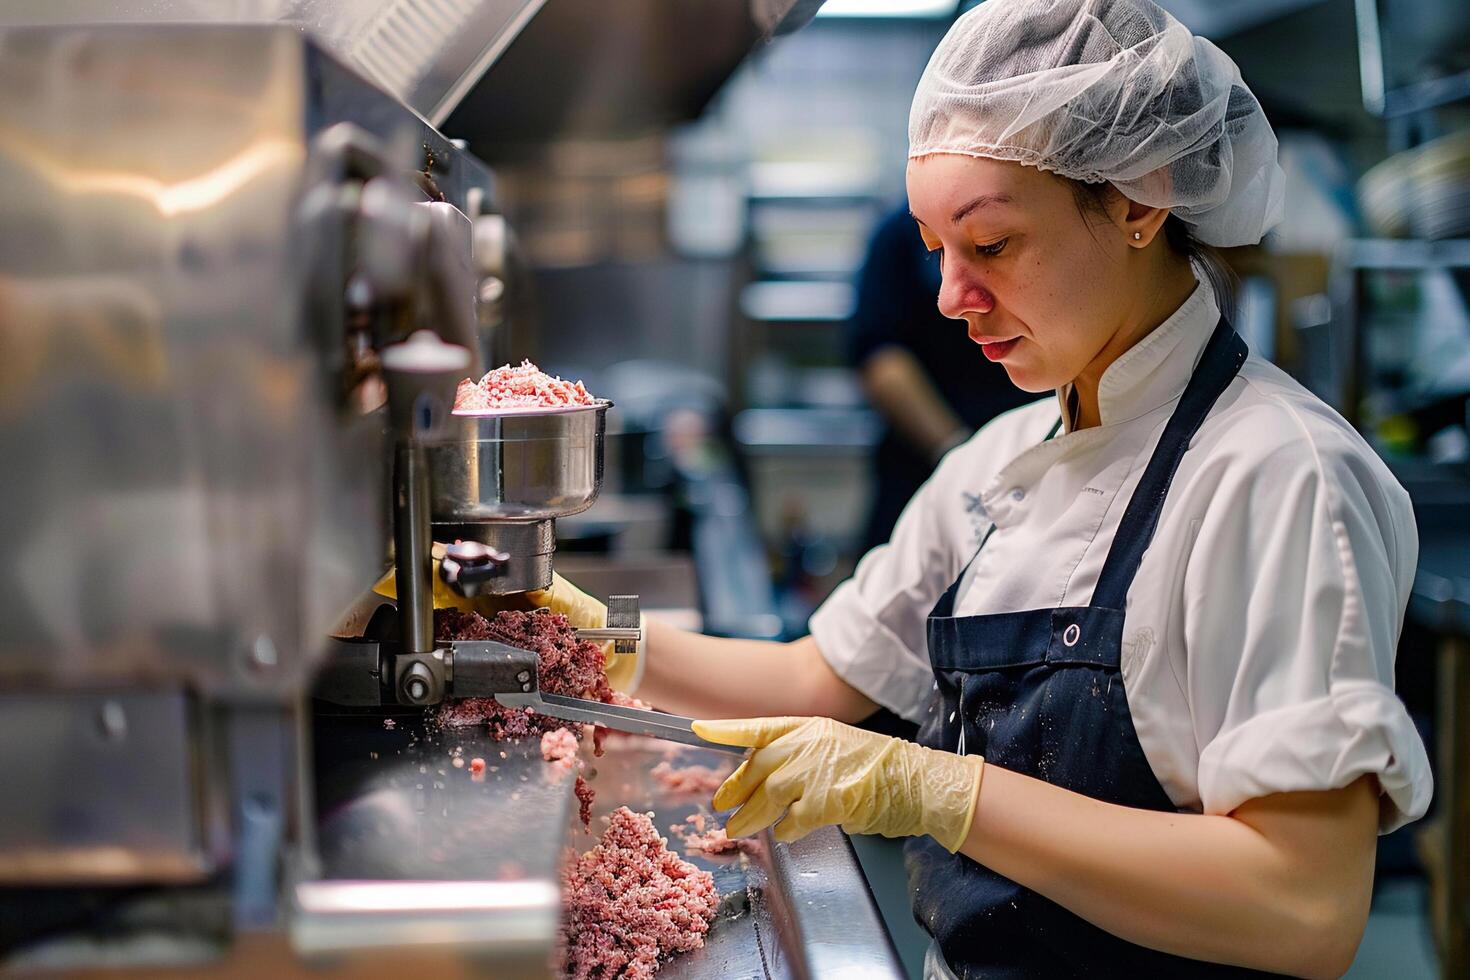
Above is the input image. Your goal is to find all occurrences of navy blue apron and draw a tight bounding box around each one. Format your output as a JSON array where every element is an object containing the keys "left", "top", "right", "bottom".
[{"left": 907, "top": 318, "right": 1274, "bottom": 978}]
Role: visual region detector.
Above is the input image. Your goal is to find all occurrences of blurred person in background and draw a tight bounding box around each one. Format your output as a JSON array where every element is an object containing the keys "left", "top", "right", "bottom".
[{"left": 849, "top": 205, "right": 1039, "bottom": 552}]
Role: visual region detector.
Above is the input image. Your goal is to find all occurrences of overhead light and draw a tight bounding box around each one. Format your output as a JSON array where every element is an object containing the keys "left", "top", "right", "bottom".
[{"left": 816, "top": 0, "right": 959, "bottom": 18}]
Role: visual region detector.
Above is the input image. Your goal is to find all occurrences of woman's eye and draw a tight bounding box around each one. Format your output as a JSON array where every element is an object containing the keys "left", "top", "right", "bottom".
[{"left": 975, "top": 238, "right": 1008, "bottom": 257}]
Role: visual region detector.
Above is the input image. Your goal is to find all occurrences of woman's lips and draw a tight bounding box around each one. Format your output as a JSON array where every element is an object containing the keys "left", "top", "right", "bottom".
[{"left": 970, "top": 332, "right": 1020, "bottom": 361}]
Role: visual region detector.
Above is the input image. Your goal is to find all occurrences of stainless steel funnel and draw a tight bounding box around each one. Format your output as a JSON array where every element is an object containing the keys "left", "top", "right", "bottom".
[
  {"left": 425, "top": 403, "right": 607, "bottom": 521},
  {"left": 424, "top": 402, "right": 608, "bottom": 592}
]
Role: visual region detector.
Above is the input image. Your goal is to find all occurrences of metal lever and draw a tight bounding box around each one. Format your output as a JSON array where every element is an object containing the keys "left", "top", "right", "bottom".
[
  {"left": 608, "top": 594, "right": 638, "bottom": 655},
  {"left": 494, "top": 691, "right": 745, "bottom": 756},
  {"left": 576, "top": 594, "right": 641, "bottom": 654},
  {"left": 439, "top": 540, "right": 510, "bottom": 598},
  {"left": 447, "top": 636, "right": 738, "bottom": 754},
  {"left": 574, "top": 628, "right": 641, "bottom": 642}
]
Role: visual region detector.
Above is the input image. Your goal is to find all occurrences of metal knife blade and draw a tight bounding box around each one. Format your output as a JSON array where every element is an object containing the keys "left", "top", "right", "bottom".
[{"left": 493, "top": 691, "right": 745, "bottom": 755}]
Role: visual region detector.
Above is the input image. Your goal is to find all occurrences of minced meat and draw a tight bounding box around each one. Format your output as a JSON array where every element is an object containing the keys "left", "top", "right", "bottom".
[
  {"left": 669, "top": 812, "right": 762, "bottom": 857},
  {"left": 434, "top": 608, "right": 615, "bottom": 741},
  {"left": 574, "top": 775, "right": 596, "bottom": 830},
  {"left": 437, "top": 609, "right": 617, "bottom": 823},
  {"left": 649, "top": 761, "right": 730, "bottom": 796},
  {"left": 455, "top": 359, "right": 596, "bottom": 412},
  {"left": 542, "top": 728, "right": 582, "bottom": 771},
  {"left": 559, "top": 807, "right": 719, "bottom": 980}
]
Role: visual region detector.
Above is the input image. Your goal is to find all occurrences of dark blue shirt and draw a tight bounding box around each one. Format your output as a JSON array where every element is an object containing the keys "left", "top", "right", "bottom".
[{"left": 846, "top": 206, "right": 1037, "bottom": 548}]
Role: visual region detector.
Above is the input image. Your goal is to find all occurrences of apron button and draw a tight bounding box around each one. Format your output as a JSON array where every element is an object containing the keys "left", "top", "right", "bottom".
[{"left": 1063, "top": 623, "right": 1081, "bottom": 647}]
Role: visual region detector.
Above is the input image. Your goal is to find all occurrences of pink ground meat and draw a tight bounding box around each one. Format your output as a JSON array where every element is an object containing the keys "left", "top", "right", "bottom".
[
  {"left": 560, "top": 807, "right": 719, "bottom": 980},
  {"left": 454, "top": 359, "right": 596, "bottom": 412},
  {"left": 649, "top": 761, "right": 730, "bottom": 796},
  {"left": 669, "top": 812, "right": 761, "bottom": 857},
  {"left": 679, "top": 827, "right": 760, "bottom": 857},
  {"left": 542, "top": 728, "right": 581, "bottom": 771},
  {"left": 434, "top": 608, "right": 615, "bottom": 741},
  {"left": 436, "top": 609, "right": 616, "bottom": 824},
  {"left": 575, "top": 775, "right": 596, "bottom": 829}
]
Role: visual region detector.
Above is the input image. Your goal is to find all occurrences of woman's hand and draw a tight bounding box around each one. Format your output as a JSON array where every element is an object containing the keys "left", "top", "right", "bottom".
[
  {"left": 692, "top": 716, "right": 984, "bottom": 850},
  {"left": 525, "top": 572, "right": 605, "bottom": 629}
]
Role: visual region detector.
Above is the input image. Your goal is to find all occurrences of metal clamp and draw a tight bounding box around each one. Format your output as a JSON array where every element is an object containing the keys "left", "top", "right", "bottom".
[
  {"left": 576, "top": 594, "right": 641, "bottom": 654},
  {"left": 447, "top": 640, "right": 540, "bottom": 698}
]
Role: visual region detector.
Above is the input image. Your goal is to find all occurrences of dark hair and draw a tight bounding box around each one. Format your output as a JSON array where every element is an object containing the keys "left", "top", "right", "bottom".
[{"left": 1067, "top": 180, "right": 1237, "bottom": 323}]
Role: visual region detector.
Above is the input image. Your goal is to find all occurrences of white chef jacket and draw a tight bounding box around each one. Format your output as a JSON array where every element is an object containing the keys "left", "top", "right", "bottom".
[{"left": 810, "top": 279, "right": 1432, "bottom": 831}]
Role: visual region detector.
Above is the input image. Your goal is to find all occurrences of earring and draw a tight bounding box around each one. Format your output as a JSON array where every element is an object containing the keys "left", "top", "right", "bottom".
[{"left": 1132, "top": 231, "right": 1142, "bottom": 241}]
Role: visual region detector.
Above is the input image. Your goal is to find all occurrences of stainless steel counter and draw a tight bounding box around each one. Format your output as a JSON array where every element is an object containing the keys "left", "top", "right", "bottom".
[
  {"left": 586, "top": 739, "right": 905, "bottom": 980},
  {"left": 301, "top": 709, "right": 569, "bottom": 971},
  {"left": 307, "top": 709, "right": 905, "bottom": 978}
]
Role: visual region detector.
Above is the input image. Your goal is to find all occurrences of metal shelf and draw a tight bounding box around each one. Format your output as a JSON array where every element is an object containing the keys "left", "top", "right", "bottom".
[
  {"left": 1337, "top": 238, "right": 1470, "bottom": 270},
  {"left": 740, "top": 280, "right": 855, "bottom": 322},
  {"left": 1310, "top": 238, "right": 1470, "bottom": 421}
]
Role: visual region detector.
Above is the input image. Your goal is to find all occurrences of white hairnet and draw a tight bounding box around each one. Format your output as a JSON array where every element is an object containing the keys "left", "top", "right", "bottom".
[{"left": 909, "top": 0, "right": 1284, "bottom": 247}]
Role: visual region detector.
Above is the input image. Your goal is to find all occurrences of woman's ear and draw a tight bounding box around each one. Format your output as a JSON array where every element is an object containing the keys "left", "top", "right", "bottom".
[{"left": 1119, "top": 197, "right": 1171, "bottom": 248}]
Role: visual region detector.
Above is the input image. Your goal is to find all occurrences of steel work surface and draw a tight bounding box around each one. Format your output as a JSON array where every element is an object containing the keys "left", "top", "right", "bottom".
[{"left": 311, "top": 708, "right": 905, "bottom": 978}]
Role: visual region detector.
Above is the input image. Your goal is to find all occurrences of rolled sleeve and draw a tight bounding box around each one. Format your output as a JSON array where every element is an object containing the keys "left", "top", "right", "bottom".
[
  {"left": 1184, "top": 416, "right": 1432, "bottom": 832},
  {"left": 1197, "top": 681, "right": 1431, "bottom": 832},
  {"left": 809, "top": 456, "right": 966, "bottom": 722},
  {"left": 810, "top": 581, "right": 936, "bottom": 721}
]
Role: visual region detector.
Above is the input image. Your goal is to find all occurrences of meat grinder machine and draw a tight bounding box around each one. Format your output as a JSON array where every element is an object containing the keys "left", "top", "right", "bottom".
[
  {"left": 0, "top": 20, "right": 633, "bottom": 971},
  {"left": 0, "top": 20, "right": 736, "bottom": 973}
]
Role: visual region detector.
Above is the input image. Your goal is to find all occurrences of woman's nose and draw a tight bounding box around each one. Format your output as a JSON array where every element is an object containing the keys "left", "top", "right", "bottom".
[{"left": 937, "top": 273, "right": 995, "bottom": 320}]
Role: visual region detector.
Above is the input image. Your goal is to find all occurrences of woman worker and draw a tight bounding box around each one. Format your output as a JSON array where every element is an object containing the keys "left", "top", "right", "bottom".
[{"left": 538, "top": 0, "right": 1433, "bottom": 974}]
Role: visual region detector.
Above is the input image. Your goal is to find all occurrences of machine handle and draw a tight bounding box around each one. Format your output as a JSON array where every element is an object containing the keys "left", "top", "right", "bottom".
[
  {"left": 574, "top": 627, "right": 641, "bottom": 643},
  {"left": 604, "top": 594, "right": 640, "bottom": 655},
  {"left": 493, "top": 691, "right": 746, "bottom": 755},
  {"left": 439, "top": 540, "right": 511, "bottom": 598}
]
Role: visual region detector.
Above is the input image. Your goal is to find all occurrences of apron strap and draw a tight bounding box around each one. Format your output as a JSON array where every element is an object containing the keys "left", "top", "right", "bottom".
[
  {"left": 931, "top": 523, "right": 995, "bottom": 618},
  {"left": 1090, "top": 317, "right": 1246, "bottom": 610}
]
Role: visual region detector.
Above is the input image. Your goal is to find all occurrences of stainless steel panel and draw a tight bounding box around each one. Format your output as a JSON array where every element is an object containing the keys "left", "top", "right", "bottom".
[
  {"left": 425, "top": 405, "right": 608, "bottom": 521},
  {"left": 0, "top": 692, "right": 205, "bottom": 884},
  {"left": 445, "top": 0, "right": 823, "bottom": 152},
  {"left": 302, "top": 713, "right": 571, "bottom": 968},
  {"left": 308, "top": 713, "right": 904, "bottom": 978},
  {"left": 0, "top": 26, "right": 391, "bottom": 700},
  {"left": 0, "top": 1, "right": 549, "bottom": 129}
]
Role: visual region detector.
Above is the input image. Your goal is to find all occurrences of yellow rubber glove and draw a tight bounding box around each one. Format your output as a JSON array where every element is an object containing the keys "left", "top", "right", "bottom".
[
  {"left": 371, "top": 543, "right": 480, "bottom": 613},
  {"left": 690, "top": 716, "right": 984, "bottom": 852},
  {"left": 526, "top": 573, "right": 640, "bottom": 693}
]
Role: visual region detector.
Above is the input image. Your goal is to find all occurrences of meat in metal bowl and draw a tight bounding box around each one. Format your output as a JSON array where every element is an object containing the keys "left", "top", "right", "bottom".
[{"left": 423, "top": 401, "right": 610, "bottom": 522}]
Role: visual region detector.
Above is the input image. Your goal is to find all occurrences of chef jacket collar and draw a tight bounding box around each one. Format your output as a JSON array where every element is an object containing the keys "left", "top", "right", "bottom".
[{"left": 1054, "top": 274, "right": 1219, "bottom": 433}]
